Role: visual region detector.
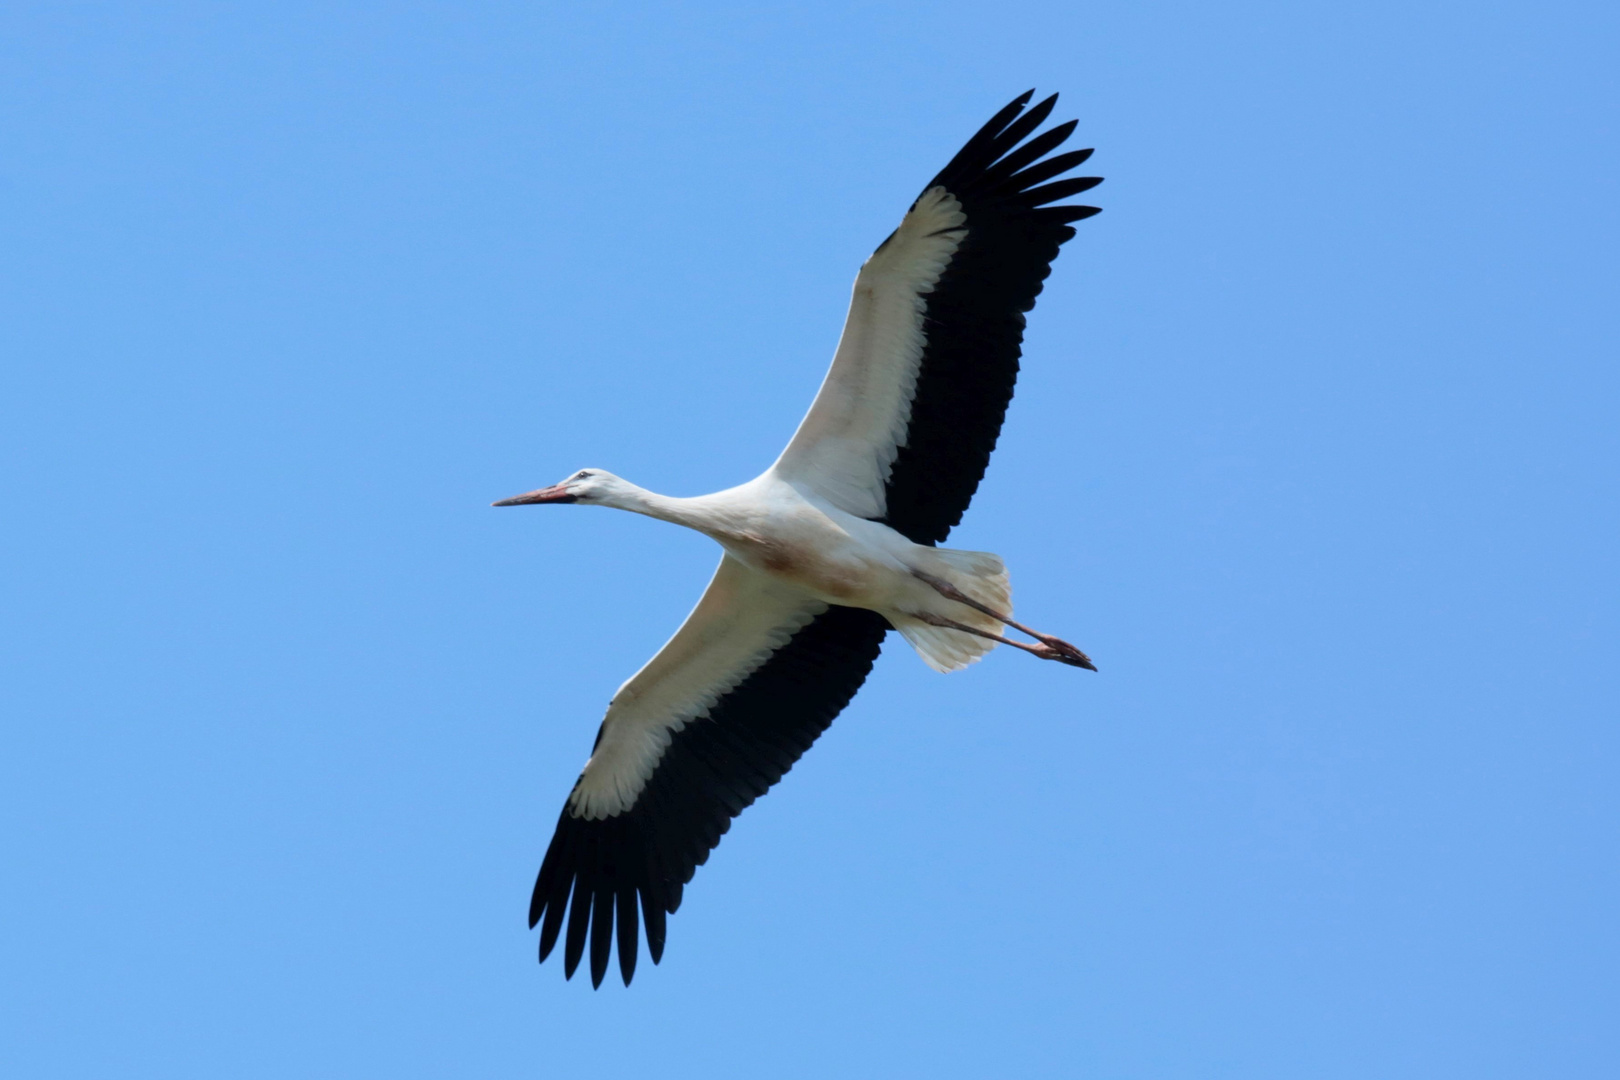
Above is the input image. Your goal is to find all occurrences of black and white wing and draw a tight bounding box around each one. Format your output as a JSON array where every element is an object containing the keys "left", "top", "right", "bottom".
[
  {"left": 529, "top": 555, "right": 888, "bottom": 987},
  {"left": 773, "top": 91, "right": 1101, "bottom": 543}
]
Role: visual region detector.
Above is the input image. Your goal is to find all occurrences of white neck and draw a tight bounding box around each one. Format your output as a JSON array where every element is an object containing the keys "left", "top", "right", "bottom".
[{"left": 598, "top": 480, "right": 716, "bottom": 533}]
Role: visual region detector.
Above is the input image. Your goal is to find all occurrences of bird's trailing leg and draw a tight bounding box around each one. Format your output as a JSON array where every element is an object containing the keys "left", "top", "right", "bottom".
[
  {"left": 912, "top": 570, "right": 1096, "bottom": 671},
  {"left": 912, "top": 612, "right": 1093, "bottom": 668}
]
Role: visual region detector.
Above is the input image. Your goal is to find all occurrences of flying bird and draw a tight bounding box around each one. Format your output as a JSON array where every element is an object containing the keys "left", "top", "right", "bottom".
[{"left": 496, "top": 91, "right": 1102, "bottom": 987}]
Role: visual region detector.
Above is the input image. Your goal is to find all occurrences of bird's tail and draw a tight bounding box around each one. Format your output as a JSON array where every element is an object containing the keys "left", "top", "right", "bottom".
[{"left": 890, "top": 549, "right": 1011, "bottom": 673}]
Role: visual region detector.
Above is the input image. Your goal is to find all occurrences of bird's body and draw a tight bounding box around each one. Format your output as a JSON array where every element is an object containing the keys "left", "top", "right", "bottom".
[
  {"left": 551, "top": 471, "right": 1012, "bottom": 668},
  {"left": 495, "top": 91, "right": 1103, "bottom": 987}
]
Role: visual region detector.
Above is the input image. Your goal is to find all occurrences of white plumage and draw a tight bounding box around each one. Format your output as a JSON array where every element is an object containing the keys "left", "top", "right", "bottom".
[
  {"left": 495, "top": 91, "right": 1103, "bottom": 987},
  {"left": 774, "top": 185, "right": 968, "bottom": 517}
]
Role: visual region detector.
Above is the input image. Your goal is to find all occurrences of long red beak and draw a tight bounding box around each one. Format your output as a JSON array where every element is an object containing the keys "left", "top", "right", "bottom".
[{"left": 491, "top": 483, "right": 578, "bottom": 507}]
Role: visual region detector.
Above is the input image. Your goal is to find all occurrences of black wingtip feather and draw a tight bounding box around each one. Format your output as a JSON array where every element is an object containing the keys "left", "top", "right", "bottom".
[
  {"left": 617, "top": 888, "right": 639, "bottom": 986},
  {"left": 643, "top": 889, "right": 666, "bottom": 964},
  {"left": 1023, "top": 176, "right": 1104, "bottom": 206},
  {"left": 1047, "top": 205, "right": 1102, "bottom": 224},
  {"left": 589, "top": 886, "right": 613, "bottom": 988},
  {"left": 535, "top": 835, "right": 573, "bottom": 960},
  {"left": 563, "top": 874, "right": 590, "bottom": 979},
  {"left": 538, "top": 904, "right": 563, "bottom": 963}
]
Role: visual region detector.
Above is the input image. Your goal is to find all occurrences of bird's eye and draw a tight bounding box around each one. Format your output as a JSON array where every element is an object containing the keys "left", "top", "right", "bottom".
[{"left": 576, "top": 471, "right": 590, "bottom": 480}]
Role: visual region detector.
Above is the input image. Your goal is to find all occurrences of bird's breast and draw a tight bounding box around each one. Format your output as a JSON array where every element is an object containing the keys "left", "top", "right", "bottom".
[{"left": 721, "top": 521, "right": 883, "bottom": 604}]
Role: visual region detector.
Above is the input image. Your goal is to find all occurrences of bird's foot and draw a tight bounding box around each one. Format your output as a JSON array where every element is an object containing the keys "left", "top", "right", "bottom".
[
  {"left": 1028, "top": 639, "right": 1097, "bottom": 670},
  {"left": 914, "top": 612, "right": 1096, "bottom": 671}
]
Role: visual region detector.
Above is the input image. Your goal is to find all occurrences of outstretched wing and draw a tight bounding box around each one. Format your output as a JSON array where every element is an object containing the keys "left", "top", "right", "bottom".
[
  {"left": 530, "top": 555, "right": 889, "bottom": 987},
  {"left": 773, "top": 90, "right": 1101, "bottom": 544}
]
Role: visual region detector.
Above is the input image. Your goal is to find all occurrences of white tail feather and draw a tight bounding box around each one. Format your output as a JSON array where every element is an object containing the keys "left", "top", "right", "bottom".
[{"left": 891, "top": 549, "right": 1011, "bottom": 673}]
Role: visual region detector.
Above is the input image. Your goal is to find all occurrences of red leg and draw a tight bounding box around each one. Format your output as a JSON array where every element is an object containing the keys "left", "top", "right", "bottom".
[{"left": 912, "top": 571, "right": 1096, "bottom": 670}]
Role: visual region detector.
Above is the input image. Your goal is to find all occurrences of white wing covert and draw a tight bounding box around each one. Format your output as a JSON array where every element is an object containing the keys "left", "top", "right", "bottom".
[{"left": 568, "top": 555, "right": 825, "bottom": 821}]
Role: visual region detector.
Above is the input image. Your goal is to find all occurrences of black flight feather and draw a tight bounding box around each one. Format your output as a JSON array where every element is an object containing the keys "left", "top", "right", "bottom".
[
  {"left": 879, "top": 91, "right": 1102, "bottom": 545},
  {"left": 529, "top": 605, "right": 888, "bottom": 985}
]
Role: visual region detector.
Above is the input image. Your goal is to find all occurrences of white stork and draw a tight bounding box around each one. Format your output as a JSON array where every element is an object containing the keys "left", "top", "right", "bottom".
[{"left": 495, "top": 91, "right": 1102, "bottom": 987}]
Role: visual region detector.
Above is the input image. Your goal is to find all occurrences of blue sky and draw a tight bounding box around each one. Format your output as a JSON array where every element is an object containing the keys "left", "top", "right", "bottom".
[{"left": 2, "top": 1, "right": 1616, "bottom": 1076}]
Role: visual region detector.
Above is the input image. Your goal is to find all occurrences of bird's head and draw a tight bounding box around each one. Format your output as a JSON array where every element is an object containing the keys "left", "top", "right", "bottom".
[{"left": 492, "top": 468, "right": 626, "bottom": 508}]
